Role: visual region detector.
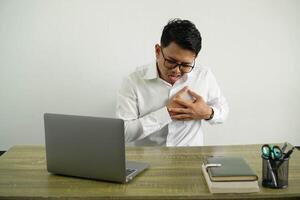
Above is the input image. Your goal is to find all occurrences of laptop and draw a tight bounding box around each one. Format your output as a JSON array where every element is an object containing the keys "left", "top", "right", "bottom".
[{"left": 44, "top": 113, "right": 149, "bottom": 183}]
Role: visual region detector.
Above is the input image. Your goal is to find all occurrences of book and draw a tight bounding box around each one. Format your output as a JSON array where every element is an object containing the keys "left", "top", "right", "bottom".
[
  {"left": 205, "top": 156, "right": 258, "bottom": 181},
  {"left": 202, "top": 164, "right": 259, "bottom": 193}
]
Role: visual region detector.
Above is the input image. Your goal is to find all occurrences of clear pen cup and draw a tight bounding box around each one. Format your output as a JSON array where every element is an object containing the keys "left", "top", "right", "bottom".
[{"left": 262, "top": 156, "right": 289, "bottom": 188}]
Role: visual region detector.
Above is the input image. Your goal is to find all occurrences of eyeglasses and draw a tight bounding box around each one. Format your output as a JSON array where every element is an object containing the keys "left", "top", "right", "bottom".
[{"left": 161, "top": 48, "right": 195, "bottom": 73}]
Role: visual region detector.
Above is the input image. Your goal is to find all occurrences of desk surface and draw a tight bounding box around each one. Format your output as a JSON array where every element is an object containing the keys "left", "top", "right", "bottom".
[{"left": 0, "top": 144, "right": 299, "bottom": 200}]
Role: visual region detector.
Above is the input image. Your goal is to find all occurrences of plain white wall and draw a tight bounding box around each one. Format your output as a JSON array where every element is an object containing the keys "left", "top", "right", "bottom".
[{"left": 1, "top": 0, "right": 299, "bottom": 150}]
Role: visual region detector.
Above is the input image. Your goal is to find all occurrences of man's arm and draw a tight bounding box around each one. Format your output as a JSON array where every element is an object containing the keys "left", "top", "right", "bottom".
[
  {"left": 205, "top": 69, "right": 229, "bottom": 124},
  {"left": 116, "top": 77, "right": 172, "bottom": 143}
]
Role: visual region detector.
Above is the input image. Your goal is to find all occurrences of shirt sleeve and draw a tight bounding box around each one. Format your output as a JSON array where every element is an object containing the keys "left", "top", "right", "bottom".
[
  {"left": 205, "top": 69, "right": 229, "bottom": 124},
  {"left": 116, "top": 76, "right": 172, "bottom": 143}
]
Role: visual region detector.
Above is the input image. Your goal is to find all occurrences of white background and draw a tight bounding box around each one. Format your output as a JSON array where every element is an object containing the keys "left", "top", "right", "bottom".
[{"left": 1, "top": 0, "right": 299, "bottom": 150}]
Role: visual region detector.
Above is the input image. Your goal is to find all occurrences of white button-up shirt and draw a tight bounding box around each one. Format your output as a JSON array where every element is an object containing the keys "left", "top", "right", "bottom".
[{"left": 116, "top": 62, "right": 229, "bottom": 146}]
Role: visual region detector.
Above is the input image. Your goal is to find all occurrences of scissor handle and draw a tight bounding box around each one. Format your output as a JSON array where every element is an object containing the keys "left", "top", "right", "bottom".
[
  {"left": 261, "top": 144, "right": 271, "bottom": 158},
  {"left": 261, "top": 144, "right": 282, "bottom": 160},
  {"left": 272, "top": 145, "right": 283, "bottom": 160}
]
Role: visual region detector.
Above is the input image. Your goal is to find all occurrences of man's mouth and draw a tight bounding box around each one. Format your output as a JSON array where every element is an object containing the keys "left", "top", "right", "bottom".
[{"left": 168, "top": 74, "right": 181, "bottom": 83}]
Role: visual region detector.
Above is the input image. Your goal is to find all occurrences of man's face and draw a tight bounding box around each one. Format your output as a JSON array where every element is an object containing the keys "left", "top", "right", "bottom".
[{"left": 155, "top": 42, "right": 197, "bottom": 85}]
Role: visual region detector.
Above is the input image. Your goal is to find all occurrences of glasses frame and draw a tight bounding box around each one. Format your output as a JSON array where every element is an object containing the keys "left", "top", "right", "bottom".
[{"left": 160, "top": 48, "right": 195, "bottom": 73}]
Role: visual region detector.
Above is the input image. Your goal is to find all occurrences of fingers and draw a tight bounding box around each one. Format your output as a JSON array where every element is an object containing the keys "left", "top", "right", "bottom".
[
  {"left": 188, "top": 89, "right": 202, "bottom": 100},
  {"left": 173, "top": 98, "right": 192, "bottom": 108},
  {"left": 176, "top": 86, "right": 188, "bottom": 96},
  {"left": 169, "top": 107, "right": 192, "bottom": 114},
  {"left": 171, "top": 114, "right": 193, "bottom": 121}
]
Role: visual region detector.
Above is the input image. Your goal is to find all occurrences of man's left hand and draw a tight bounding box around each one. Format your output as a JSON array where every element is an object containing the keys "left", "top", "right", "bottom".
[{"left": 169, "top": 89, "right": 212, "bottom": 121}]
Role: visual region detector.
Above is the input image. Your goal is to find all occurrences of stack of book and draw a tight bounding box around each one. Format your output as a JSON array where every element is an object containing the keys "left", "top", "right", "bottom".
[{"left": 202, "top": 156, "right": 260, "bottom": 193}]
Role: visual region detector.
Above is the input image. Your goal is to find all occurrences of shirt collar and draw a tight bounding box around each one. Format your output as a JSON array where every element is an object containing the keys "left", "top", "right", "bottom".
[{"left": 143, "top": 62, "right": 159, "bottom": 80}]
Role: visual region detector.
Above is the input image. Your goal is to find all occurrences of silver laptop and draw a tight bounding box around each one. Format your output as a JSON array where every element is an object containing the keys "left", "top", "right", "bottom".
[{"left": 44, "top": 113, "right": 149, "bottom": 183}]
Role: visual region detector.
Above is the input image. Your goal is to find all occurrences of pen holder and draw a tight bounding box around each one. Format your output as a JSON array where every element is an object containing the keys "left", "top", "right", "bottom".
[{"left": 262, "top": 156, "right": 289, "bottom": 188}]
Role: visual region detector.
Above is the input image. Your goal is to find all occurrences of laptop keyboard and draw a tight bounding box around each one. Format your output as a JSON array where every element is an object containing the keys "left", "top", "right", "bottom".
[{"left": 126, "top": 168, "right": 137, "bottom": 176}]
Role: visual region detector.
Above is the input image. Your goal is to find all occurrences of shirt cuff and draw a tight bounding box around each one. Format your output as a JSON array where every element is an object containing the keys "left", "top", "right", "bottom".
[{"left": 207, "top": 106, "right": 220, "bottom": 124}]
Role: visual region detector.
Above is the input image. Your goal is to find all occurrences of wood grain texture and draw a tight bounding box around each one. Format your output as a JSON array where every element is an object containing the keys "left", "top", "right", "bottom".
[{"left": 0, "top": 144, "right": 299, "bottom": 200}]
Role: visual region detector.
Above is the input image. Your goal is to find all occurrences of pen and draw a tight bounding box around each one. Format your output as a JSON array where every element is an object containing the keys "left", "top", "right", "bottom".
[
  {"left": 283, "top": 147, "right": 295, "bottom": 159},
  {"left": 281, "top": 142, "right": 288, "bottom": 153},
  {"left": 277, "top": 146, "right": 295, "bottom": 169}
]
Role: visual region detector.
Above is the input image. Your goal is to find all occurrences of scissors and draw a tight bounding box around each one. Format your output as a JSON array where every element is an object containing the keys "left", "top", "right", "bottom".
[{"left": 261, "top": 144, "right": 283, "bottom": 160}]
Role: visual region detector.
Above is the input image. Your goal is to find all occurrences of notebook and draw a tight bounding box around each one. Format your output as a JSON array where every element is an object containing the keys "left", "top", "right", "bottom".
[
  {"left": 201, "top": 164, "right": 259, "bottom": 193},
  {"left": 44, "top": 113, "right": 149, "bottom": 183},
  {"left": 205, "top": 156, "right": 258, "bottom": 182}
]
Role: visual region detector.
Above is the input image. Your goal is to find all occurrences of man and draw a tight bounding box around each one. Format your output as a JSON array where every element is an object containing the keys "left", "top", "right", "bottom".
[{"left": 116, "top": 19, "right": 229, "bottom": 146}]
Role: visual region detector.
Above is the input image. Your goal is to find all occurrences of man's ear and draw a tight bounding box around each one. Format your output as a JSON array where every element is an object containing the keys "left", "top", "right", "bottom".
[{"left": 155, "top": 44, "right": 160, "bottom": 59}]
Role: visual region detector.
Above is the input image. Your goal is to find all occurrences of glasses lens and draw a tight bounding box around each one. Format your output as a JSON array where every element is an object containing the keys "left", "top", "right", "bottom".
[
  {"left": 181, "top": 66, "right": 193, "bottom": 73},
  {"left": 164, "top": 60, "right": 177, "bottom": 68},
  {"left": 165, "top": 62, "right": 193, "bottom": 72}
]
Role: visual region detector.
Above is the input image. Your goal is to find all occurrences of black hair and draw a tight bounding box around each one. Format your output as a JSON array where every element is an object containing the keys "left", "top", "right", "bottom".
[{"left": 160, "top": 19, "right": 202, "bottom": 55}]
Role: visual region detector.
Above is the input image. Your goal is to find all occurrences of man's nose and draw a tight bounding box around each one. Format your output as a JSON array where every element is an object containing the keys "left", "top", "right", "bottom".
[{"left": 173, "top": 65, "right": 181, "bottom": 74}]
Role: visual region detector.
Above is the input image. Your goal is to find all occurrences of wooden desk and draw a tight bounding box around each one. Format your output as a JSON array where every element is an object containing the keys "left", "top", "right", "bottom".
[{"left": 0, "top": 144, "right": 299, "bottom": 200}]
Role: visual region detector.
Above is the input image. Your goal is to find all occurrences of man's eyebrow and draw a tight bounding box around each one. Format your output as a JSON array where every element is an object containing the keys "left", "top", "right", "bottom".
[{"left": 166, "top": 55, "right": 193, "bottom": 65}]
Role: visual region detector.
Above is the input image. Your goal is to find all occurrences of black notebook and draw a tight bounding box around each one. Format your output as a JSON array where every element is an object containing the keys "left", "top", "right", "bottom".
[
  {"left": 201, "top": 164, "right": 259, "bottom": 193},
  {"left": 204, "top": 156, "right": 258, "bottom": 182}
]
